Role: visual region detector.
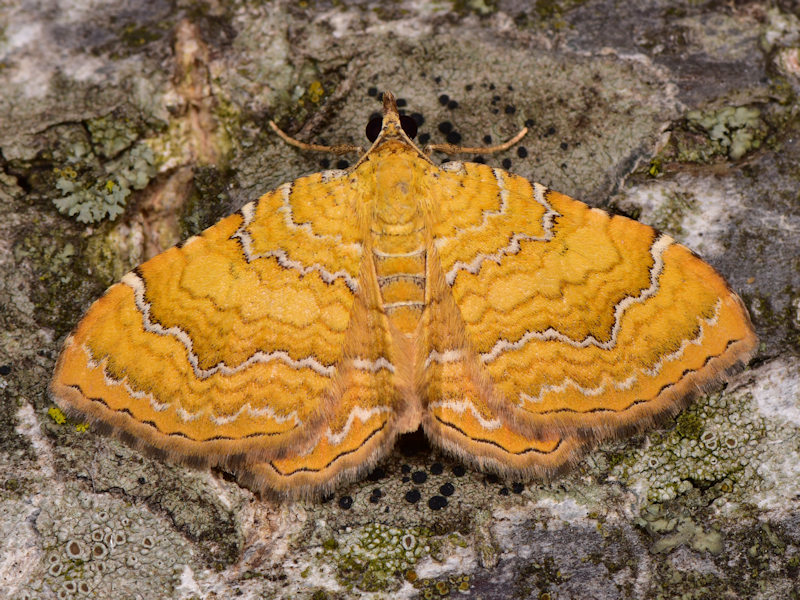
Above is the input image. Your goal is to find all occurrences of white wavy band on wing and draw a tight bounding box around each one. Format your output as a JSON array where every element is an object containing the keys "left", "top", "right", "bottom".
[
  {"left": 481, "top": 234, "right": 673, "bottom": 362},
  {"left": 516, "top": 298, "right": 722, "bottom": 406},
  {"left": 81, "top": 342, "right": 170, "bottom": 412},
  {"left": 429, "top": 399, "right": 502, "bottom": 430},
  {"left": 641, "top": 298, "right": 722, "bottom": 377},
  {"left": 80, "top": 342, "right": 299, "bottom": 425},
  {"left": 324, "top": 406, "right": 393, "bottom": 446},
  {"left": 424, "top": 349, "right": 465, "bottom": 368},
  {"left": 122, "top": 272, "right": 337, "bottom": 379},
  {"left": 231, "top": 191, "right": 361, "bottom": 293},
  {"left": 440, "top": 181, "right": 560, "bottom": 285},
  {"left": 351, "top": 357, "right": 395, "bottom": 374}
]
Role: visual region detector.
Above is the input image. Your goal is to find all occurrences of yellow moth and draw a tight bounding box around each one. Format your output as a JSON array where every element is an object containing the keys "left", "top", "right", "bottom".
[{"left": 51, "top": 92, "right": 757, "bottom": 498}]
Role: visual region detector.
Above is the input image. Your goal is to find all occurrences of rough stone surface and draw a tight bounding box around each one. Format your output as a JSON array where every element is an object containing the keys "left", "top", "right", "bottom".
[{"left": 1, "top": 1, "right": 798, "bottom": 599}]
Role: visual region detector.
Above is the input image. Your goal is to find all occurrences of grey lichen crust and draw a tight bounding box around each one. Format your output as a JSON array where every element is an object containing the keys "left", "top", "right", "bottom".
[
  {"left": 1, "top": 1, "right": 800, "bottom": 599},
  {"left": 22, "top": 485, "right": 195, "bottom": 600}
]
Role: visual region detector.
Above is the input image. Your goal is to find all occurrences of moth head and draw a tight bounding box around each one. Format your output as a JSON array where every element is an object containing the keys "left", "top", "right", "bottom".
[{"left": 365, "top": 91, "right": 418, "bottom": 145}]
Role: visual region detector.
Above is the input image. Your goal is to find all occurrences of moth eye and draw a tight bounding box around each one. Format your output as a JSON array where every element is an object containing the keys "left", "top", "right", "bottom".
[
  {"left": 400, "top": 115, "right": 418, "bottom": 140},
  {"left": 365, "top": 117, "right": 382, "bottom": 142}
]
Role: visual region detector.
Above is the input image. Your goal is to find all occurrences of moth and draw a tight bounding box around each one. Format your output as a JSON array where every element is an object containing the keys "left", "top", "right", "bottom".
[{"left": 51, "top": 92, "right": 757, "bottom": 498}]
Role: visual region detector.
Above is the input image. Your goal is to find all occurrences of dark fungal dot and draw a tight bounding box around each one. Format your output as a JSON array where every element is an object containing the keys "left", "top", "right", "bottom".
[
  {"left": 319, "top": 158, "right": 330, "bottom": 169},
  {"left": 447, "top": 100, "right": 459, "bottom": 109},
  {"left": 453, "top": 465, "right": 466, "bottom": 477},
  {"left": 405, "top": 489, "right": 421, "bottom": 504},
  {"left": 434, "top": 76, "right": 442, "bottom": 84},
  {"left": 418, "top": 132, "right": 431, "bottom": 145},
  {"left": 505, "top": 105, "right": 516, "bottom": 114},
  {"left": 439, "top": 482, "right": 455, "bottom": 496},
  {"left": 489, "top": 83, "right": 496, "bottom": 90},
  {"left": 547, "top": 126, "right": 557, "bottom": 136},
  {"left": 465, "top": 84, "right": 473, "bottom": 91},
  {"left": 502, "top": 158, "right": 512, "bottom": 169},
  {"left": 483, "top": 134, "right": 492, "bottom": 144},
  {"left": 411, "top": 112, "right": 425, "bottom": 126},
  {"left": 430, "top": 462, "right": 444, "bottom": 475},
  {"left": 473, "top": 156, "right": 486, "bottom": 164},
  {"left": 438, "top": 121, "right": 453, "bottom": 134},
  {"left": 560, "top": 141, "right": 569, "bottom": 150},
  {"left": 486, "top": 473, "right": 500, "bottom": 484},
  {"left": 491, "top": 95, "right": 500, "bottom": 104},
  {"left": 402, "top": 476, "right": 410, "bottom": 483},
  {"left": 377, "top": 92, "right": 384, "bottom": 101},
  {"left": 525, "top": 118, "right": 535, "bottom": 127},
  {"left": 517, "top": 146, "right": 528, "bottom": 158},
  {"left": 428, "top": 495, "right": 448, "bottom": 510},
  {"left": 321, "top": 493, "right": 334, "bottom": 504},
  {"left": 401, "top": 464, "right": 411, "bottom": 474},
  {"left": 491, "top": 108, "right": 499, "bottom": 114},
  {"left": 512, "top": 482, "right": 524, "bottom": 494},
  {"left": 0, "top": 365, "right": 10, "bottom": 376},
  {"left": 367, "top": 467, "right": 386, "bottom": 481},
  {"left": 400, "top": 114, "right": 418, "bottom": 139},
  {"left": 369, "top": 488, "right": 383, "bottom": 503},
  {"left": 338, "top": 496, "right": 353, "bottom": 509},
  {"left": 499, "top": 487, "right": 510, "bottom": 496},
  {"left": 412, "top": 470, "right": 428, "bottom": 484},
  {"left": 561, "top": 162, "right": 568, "bottom": 169},
  {"left": 367, "top": 87, "right": 378, "bottom": 97},
  {"left": 507, "top": 84, "right": 514, "bottom": 91},
  {"left": 137, "top": 477, "right": 146, "bottom": 485},
  {"left": 336, "top": 159, "right": 350, "bottom": 169},
  {"left": 446, "top": 131, "right": 462, "bottom": 144},
  {"left": 365, "top": 117, "right": 382, "bottom": 142},
  {"left": 397, "top": 98, "right": 408, "bottom": 107},
  {"left": 438, "top": 94, "right": 450, "bottom": 106}
]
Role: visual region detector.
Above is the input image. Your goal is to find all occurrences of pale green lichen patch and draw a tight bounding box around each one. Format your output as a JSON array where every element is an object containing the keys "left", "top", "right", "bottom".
[
  {"left": 643, "top": 104, "right": 772, "bottom": 170},
  {"left": 686, "top": 106, "right": 767, "bottom": 160},
  {"left": 636, "top": 505, "right": 723, "bottom": 554},
  {"left": 22, "top": 486, "right": 194, "bottom": 598},
  {"left": 52, "top": 143, "right": 156, "bottom": 223},
  {"left": 86, "top": 115, "right": 143, "bottom": 159},
  {"left": 321, "top": 523, "right": 432, "bottom": 593},
  {"left": 415, "top": 573, "right": 473, "bottom": 598},
  {"left": 610, "top": 389, "right": 767, "bottom": 504}
]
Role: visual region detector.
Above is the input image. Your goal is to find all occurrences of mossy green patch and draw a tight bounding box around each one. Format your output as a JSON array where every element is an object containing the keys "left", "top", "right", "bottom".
[
  {"left": 513, "top": 555, "right": 566, "bottom": 599},
  {"left": 416, "top": 573, "right": 472, "bottom": 597},
  {"left": 180, "top": 166, "right": 233, "bottom": 239},
  {"left": 450, "top": 0, "right": 497, "bottom": 17},
  {"left": 324, "top": 523, "right": 432, "bottom": 593},
  {"left": 675, "top": 412, "right": 704, "bottom": 440},
  {"left": 119, "top": 23, "right": 163, "bottom": 48}
]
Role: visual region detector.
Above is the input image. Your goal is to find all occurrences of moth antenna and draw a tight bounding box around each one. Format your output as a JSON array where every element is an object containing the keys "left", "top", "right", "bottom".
[
  {"left": 425, "top": 126, "right": 528, "bottom": 156},
  {"left": 269, "top": 120, "right": 363, "bottom": 155}
]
